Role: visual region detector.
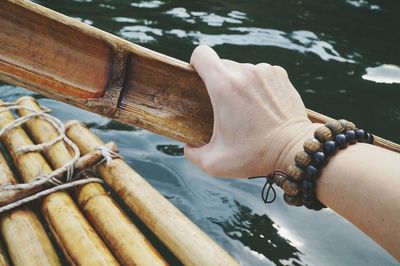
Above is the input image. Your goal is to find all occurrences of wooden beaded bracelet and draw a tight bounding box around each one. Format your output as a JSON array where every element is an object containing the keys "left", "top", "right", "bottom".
[{"left": 250, "top": 119, "right": 374, "bottom": 211}]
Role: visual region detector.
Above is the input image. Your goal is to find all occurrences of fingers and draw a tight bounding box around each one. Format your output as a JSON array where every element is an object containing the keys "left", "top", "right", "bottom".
[
  {"left": 256, "top": 62, "right": 272, "bottom": 69},
  {"left": 221, "top": 59, "right": 254, "bottom": 71}
]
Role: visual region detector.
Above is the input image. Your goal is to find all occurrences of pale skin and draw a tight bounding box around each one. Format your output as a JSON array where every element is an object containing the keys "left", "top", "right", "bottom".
[{"left": 185, "top": 45, "right": 400, "bottom": 260}]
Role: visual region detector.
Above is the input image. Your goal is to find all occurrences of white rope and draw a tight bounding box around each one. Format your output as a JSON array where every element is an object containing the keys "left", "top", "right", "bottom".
[
  {"left": 0, "top": 101, "right": 118, "bottom": 214},
  {"left": 73, "top": 145, "right": 122, "bottom": 180},
  {"left": 0, "top": 178, "right": 103, "bottom": 213},
  {"left": 95, "top": 145, "right": 122, "bottom": 166},
  {"left": 0, "top": 103, "right": 80, "bottom": 191}
]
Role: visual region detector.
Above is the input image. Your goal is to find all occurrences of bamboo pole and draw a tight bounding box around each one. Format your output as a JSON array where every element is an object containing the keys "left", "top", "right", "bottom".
[
  {"left": 1, "top": 0, "right": 398, "bottom": 153},
  {"left": 0, "top": 147, "right": 60, "bottom": 265},
  {"left": 0, "top": 102, "right": 119, "bottom": 265},
  {"left": 65, "top": 120, "right": 239, "bottom": 266},
  {"left": 17, "top": 97, "right": 167, "bottom": 265}
]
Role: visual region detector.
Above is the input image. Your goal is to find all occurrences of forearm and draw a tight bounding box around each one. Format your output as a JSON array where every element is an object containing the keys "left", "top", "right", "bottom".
[
  {"left": 318, "top": 143, "right": 399, "bottom": 259},
  {"left": 280, "top": 123, "right": 400, "bottom": 259}
]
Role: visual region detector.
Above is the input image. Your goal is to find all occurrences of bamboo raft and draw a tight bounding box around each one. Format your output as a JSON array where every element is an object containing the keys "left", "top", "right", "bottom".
[
  {"left": 0, "top": 0, "right": 399, "bottom": 265},
  {"left": 0, "top": 96, "right": 239, "bottom": 265}
]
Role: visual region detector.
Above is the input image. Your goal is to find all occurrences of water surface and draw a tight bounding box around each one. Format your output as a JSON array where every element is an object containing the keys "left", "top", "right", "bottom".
[{"left": 1, "top": 0, "right": 399, "bottom": 265}]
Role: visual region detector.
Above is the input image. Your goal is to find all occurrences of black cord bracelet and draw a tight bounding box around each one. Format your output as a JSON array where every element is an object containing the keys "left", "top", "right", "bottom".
[{"left": 249, "top": 119, "right": 374, "bottom": 211}]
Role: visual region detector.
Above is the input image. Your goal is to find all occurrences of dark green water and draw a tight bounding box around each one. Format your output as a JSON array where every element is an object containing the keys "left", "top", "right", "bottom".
[{"left": 1, "top": 0, "right": 399, "bottom": 265}]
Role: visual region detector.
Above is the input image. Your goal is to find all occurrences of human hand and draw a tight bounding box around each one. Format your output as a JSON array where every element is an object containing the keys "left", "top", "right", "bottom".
[{"left": 184, "top": 45, "right": 321, "bottom": 178}]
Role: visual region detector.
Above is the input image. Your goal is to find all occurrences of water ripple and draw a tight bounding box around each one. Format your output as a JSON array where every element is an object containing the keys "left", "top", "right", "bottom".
[
  {"left": 166, "top": 7, "right": 248, "bottom": 26},
  {"left": 167, "top": 27, "right": 354, "bottom": 63},
  {"left": 131, "top": 0, "right": 164, "bottom": 9},
  {"left": 120, "top": 25, "right": 162, "bottom": 43},
  {"left": 362, "top": 64, "right": 400, "bottom": 84},
  {"left": 346, "top": 0, "right": 380, "bottom": 10}
]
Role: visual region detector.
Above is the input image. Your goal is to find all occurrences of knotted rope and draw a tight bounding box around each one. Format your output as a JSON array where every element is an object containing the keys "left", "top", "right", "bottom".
[{"left": 0, "top": 101, "right": 121, "bottom": 213}]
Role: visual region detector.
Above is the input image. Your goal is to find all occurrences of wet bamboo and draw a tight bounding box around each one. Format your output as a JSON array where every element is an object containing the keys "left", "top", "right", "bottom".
[
  {"left": 65, "top": 121, "right": 239, "bottom": 266},
  {"left": 0, "top": 147, "right": 60, "bottom": 266},
  {"left": 0, "top": 142, "right": 117, "bottom": 208},
  {"left": 1, "top": 0, "right": 399, "bottom": 153},
  {"left": 17, "top": 97, "right": 167, "bottom": 265},
  {"left": 0, "top": 103, "right": 119, "bottom": 265}
]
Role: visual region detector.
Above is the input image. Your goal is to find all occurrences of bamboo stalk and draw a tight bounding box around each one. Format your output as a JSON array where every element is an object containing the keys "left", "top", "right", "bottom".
[
  {"left": 1, "top": 0, "right": 398, "bottom": 152},
  {"left": 17, "top": 97, "right": 167, "bottom": 265},
  {"left": 65, "top": 120, "right": 239, "bottom": 266},
  {"left": 0, "top": 102, "right": 119, "bottom": 265},
  {"left": 0, "top": 147, "right": 60, "bottom": 266}
]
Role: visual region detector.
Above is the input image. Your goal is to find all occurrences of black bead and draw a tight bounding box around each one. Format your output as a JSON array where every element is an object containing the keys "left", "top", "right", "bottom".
[
  {"left": 301, "top": 189, "right": 325, "bottom": 211},
  {"left": 302, "top": 192, "right": 312, "bottom": 202},
  {"left": 312, "top": 200, "right": 326, "bottom": 211},
  {"left": 312, "top": 152, "right": 326, "bottom": 167},
  {"left": 335, "top": 134, "right": 348, "bottom": 149},
  {"left": 323, "top": 141, "right": 337, "bottom": 156},
  {"left": 305, "top": 165, "right": 318, "bottom": 179},
  {"left": 345, "top": 130, "right": 356, "bottom": 144},
  {"left": 304, "top": 200, "right": 315, "bottom": 209},
  {"left": 301, "top": 179, "right": 315, "bottom": 193},
  {"left": 365, "top": 132, "right": 374, "bottom": 144},
  {"left": 355, "top": 129, "right": 365, "bottom": 142}
]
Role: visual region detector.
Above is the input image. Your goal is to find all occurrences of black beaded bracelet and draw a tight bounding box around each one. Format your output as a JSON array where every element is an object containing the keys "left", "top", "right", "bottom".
[{"left": 249, "top": 119, "right": 374, "bottom": 211}]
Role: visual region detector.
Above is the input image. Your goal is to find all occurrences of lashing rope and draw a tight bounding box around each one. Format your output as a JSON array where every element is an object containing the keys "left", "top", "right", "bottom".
[{"left": 0, "top": 101, "right": 120, "bottom": 213}]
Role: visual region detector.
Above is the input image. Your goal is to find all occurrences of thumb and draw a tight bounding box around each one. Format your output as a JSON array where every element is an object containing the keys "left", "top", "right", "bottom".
[{"left": 190, "top": 45, "right": 226, "bottom": 91}]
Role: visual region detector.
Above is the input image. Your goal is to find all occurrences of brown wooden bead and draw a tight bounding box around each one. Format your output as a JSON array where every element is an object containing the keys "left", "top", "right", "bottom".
[
  {"left": 338, "top": 119, "right": 356, "bottom": 131},
  {"left": 283, "top": 194, "right": 303, "bottom": 207},
  {"left": 346, "top": 121, "right": 356, "bottom": 131},
  {"left": 272, "top": 174, "right": 285, "bottom": 187},
  {"left": 303, "top": 138, "right": 322, "bottom": 155},
  {"left": 325, "top": 120, "right": 344, "bottom": 135},
  {"left": 281, "top": 180, "right": 300, "bottom": 196},
  {"left": 294, "top": 151, "right": 311, "bottom": 168},
  {"left": 314, "top": 126, "right": 333, "bottom": 142},
  {"left": 287, "top": 164, "right": 304, "bottom": 181},
  {"left": 338, "top": 119, "right": 348, "bottom": 129},
  {"left": 273, "top": 175, "right": 300, "bottom": 196}
]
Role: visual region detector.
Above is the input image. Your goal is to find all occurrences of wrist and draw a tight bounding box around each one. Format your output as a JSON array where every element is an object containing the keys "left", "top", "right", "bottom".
[{"left": 267, "top": 122, "right": 324, "bottom": 173}]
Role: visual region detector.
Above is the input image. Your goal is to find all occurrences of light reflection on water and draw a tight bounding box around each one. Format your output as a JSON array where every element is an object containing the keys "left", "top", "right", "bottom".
[
  {"left": 131, "top": 0, "right": 164, "bottom": 9},
  {"left": 166, "top": 28, "right": 354, "bottom": 63},
  {"left": 362, "top": 64, "right": 400, "bottom": 84},
  {"left": 119, "top": 5, "right": 354, "bottom": 63},
  {"left": 2, "top": 0, "right": 399, "bottom": 265},
  {"left": 166, "top": 7, "right": 247, "bottom": 26}
]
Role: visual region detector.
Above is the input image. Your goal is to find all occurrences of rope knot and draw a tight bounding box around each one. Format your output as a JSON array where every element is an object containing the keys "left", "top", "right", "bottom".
[
  {"left": 0, "top": 101, "right": 92, "bottom": 213},
  {"left": 95, "top": 145, "right": 121, "bottom": 166},
  {"left": 249, "top": 170, "right": 291, "bottom": 204}
]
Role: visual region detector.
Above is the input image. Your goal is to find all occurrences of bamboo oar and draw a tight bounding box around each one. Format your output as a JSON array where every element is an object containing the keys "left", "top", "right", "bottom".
[
  {"left": 0, "top": 0, "right": 398, "bottom": 152},
  {"left": 0, "top": 151, "right": 59, "bottom": 266},
  {"left": 17, "top": 96, "right": 167, "bottom": 265},
  {"left": 0, "top": 103, "right": 119, "bottom": 265},
  {"left": 65, "top": 121, "right": 239, "bottom": 266}
]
